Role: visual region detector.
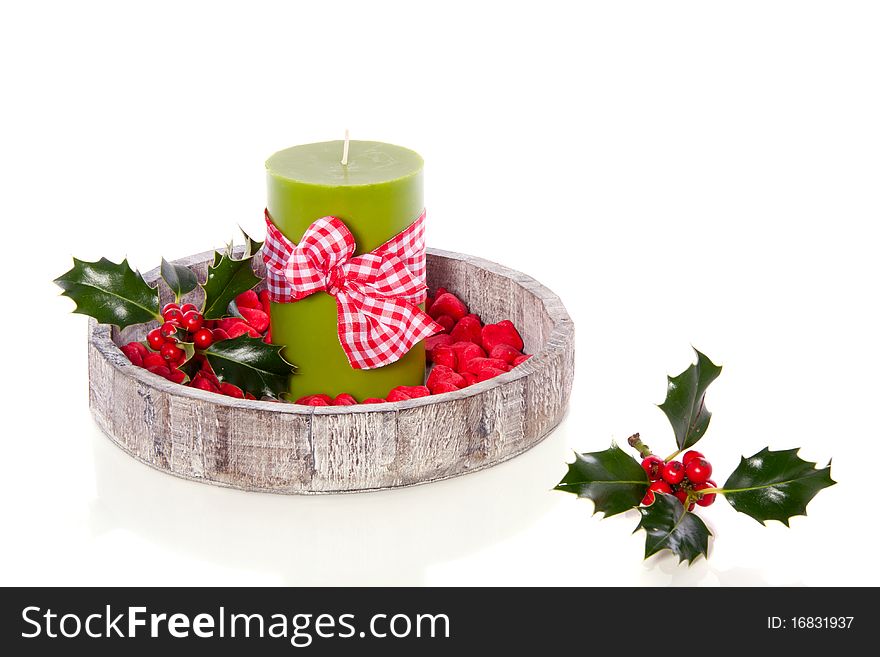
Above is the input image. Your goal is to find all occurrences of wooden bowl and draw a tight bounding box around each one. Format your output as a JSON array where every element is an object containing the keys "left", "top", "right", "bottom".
[{"left": 87, "top": 248, "right": 575, "bottom": 494}]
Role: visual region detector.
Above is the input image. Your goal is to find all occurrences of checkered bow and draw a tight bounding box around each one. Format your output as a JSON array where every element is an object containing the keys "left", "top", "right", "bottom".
[{"left": 262, "top": 209, "right": 442, "bottom": 370}]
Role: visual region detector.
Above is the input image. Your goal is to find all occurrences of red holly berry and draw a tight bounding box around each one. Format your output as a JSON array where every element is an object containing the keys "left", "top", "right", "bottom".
[
  {"left": 179, "top": 303, "right": 198, "bottom": 314},
  {"left": 163, "top": 308, "right": 184, "bottom": 325},
  {"left": 160, "top": 322, "right": 178, "bottom": 338},
  {"left": 361, "top": 398, "right": 386, "bottom": 404},
  {"left": 160, "top": 342, "right": 184, "bottom": 362},
  {"left": 641, "top": 480, "right": 672, "bottom": 506},
  {"left": 685, "top": 457, "right": 713, "bottom": 484},
  {"left": 147, "top": 365, "right": 171, "bottom": 378},
  {"left": 650, "top": 480, "right": 672, "bottom": 494},
  {"left": 673, "top": 488, "right": 688, "bottom": 505},
  {"left": 682, "top": 450, "right": 704, "bottom": 466},
  {"left": 147, "top": 328, "right": 166, "bottom": 351},
  {"left": 641, "top": 455, "right": 664, "bottom": 481},
  {"left": 332, "top": 393, "right": 358, "bottom": 406},
  {"left": 161, "top": 302, "right": 180, "bottom": 316},
  {"left": 694, "top": 480, "right": 717, "bottom": 507},
  {"left": 182, "top": 310, "right": 204, "bottom": 333},
  {"left": 661, "top": 460, "right": 686, "bottom": 485},
  {"left": 193, "top": 328, "right": 214, "bottom": 350}
]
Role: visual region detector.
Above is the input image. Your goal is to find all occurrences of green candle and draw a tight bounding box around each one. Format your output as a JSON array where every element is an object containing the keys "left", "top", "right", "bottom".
[{"left": 266, "top": 139, "right": 426, "bottom": 401}]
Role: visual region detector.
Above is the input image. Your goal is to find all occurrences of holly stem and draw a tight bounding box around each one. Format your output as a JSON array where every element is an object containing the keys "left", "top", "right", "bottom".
[
  {"left": 627, "top": 433, "right": 653, "bottom": 459},
  {"left": 664, "top": 449, "right": 683, "bottom": 462}
]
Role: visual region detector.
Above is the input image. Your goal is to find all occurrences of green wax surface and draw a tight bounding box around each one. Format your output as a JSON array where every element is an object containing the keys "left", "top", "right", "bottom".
[{"left": 266, "top": 140, "right": 426, "bottom": 401}]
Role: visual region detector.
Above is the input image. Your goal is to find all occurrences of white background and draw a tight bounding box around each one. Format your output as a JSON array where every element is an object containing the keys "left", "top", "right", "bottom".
[{"left": 1, "top": 1, "right": 878, "bottom": 586}]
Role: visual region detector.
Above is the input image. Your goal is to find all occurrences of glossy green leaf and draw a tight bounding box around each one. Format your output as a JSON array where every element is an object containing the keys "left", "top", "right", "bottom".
[
  {"left": 160, "top": 257, "right": 198, "bottom": 301},
  {"left": 177, "top": 340, "right": 196, "bottom": 366},
  {"left": 658, "top": 349, "right": 722, "bottom": 451},
  {"left": 178, "top": 351, "right": 203, "bottom": 381},
  {"left": 555, "top": 444, "right": 649, "bottom": 517},
  {"left": 240, "top": 226, "right": 263, "bottom": 257},
  {"left": 200, "top": 251, "right": 261, "bottom": 319},
  {"left": 635, "top": 493, "right": 711, "bottom": 564},
  {"left": 720, "top": 447, "right": 835, "bottom": 526},
  {"left": 204, "top": 334, "right": 295, "bottom": 398},
  {"left": 54, "top": 257, "right": 160, "bottom": 327}
]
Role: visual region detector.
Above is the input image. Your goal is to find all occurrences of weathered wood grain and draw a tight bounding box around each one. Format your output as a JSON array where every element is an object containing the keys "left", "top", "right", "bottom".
[{"left": 88, "top": 248, "right": 575, "bottom": 493}]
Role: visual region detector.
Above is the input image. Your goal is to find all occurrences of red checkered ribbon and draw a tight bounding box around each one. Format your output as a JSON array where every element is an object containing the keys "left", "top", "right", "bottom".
[{"left": 263, "top": 209, "right": 442, "bottom": 370}]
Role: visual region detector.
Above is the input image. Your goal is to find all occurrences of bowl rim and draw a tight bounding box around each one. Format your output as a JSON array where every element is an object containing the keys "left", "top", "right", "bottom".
[{"left": 89, "top": 246, "right": 573, "bottom": 415}]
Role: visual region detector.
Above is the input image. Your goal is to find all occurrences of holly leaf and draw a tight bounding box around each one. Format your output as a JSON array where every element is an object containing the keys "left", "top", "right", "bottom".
[
  {"left": 204, "top": 334, "right": 295, "bottom": 398},
  {"left": 177, "top": 340, "right": 196, "bottom": 366},
  {"left": 555, "top": 444, "right": 649, "bottom": 517},
  {"left": 200, "top": 251, "right": 261, "bottom": 319},
  {"left": 160, "top": 257, "right": 198, "bottom": 301},
  {"left": 178, "top": 352, "right": 203, "bottom": 381},
  {"left": 240, "top": 226, "right": 263, "bottom": 257},
  {"left": 635, "top": 493, "right": 712, "bottom": 564},
  {"left": 658, "top": 348, "right": 722, "bottom": 451},
  {"left": 55, "top": 257, "right": 160, "bottom": 327},
  {"left": 719, "top": 447, "right": 835, "bottom": 526}
]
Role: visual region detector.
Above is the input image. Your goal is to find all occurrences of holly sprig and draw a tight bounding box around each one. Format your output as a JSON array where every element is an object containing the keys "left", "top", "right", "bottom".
[
  {"left": 556, "top": 349, "right": 835, "bottom": 564},
  {"left": 56, "top": 229, "right": 296, "bottom": 399},
  {"left": 201, "top": 231, "right": 263, "bottom": 319}
]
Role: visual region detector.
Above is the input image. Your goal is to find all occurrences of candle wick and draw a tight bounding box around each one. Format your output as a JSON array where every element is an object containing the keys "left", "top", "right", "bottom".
[{"left": 341, "top": 129, "right": 350, "bottom": 166}]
